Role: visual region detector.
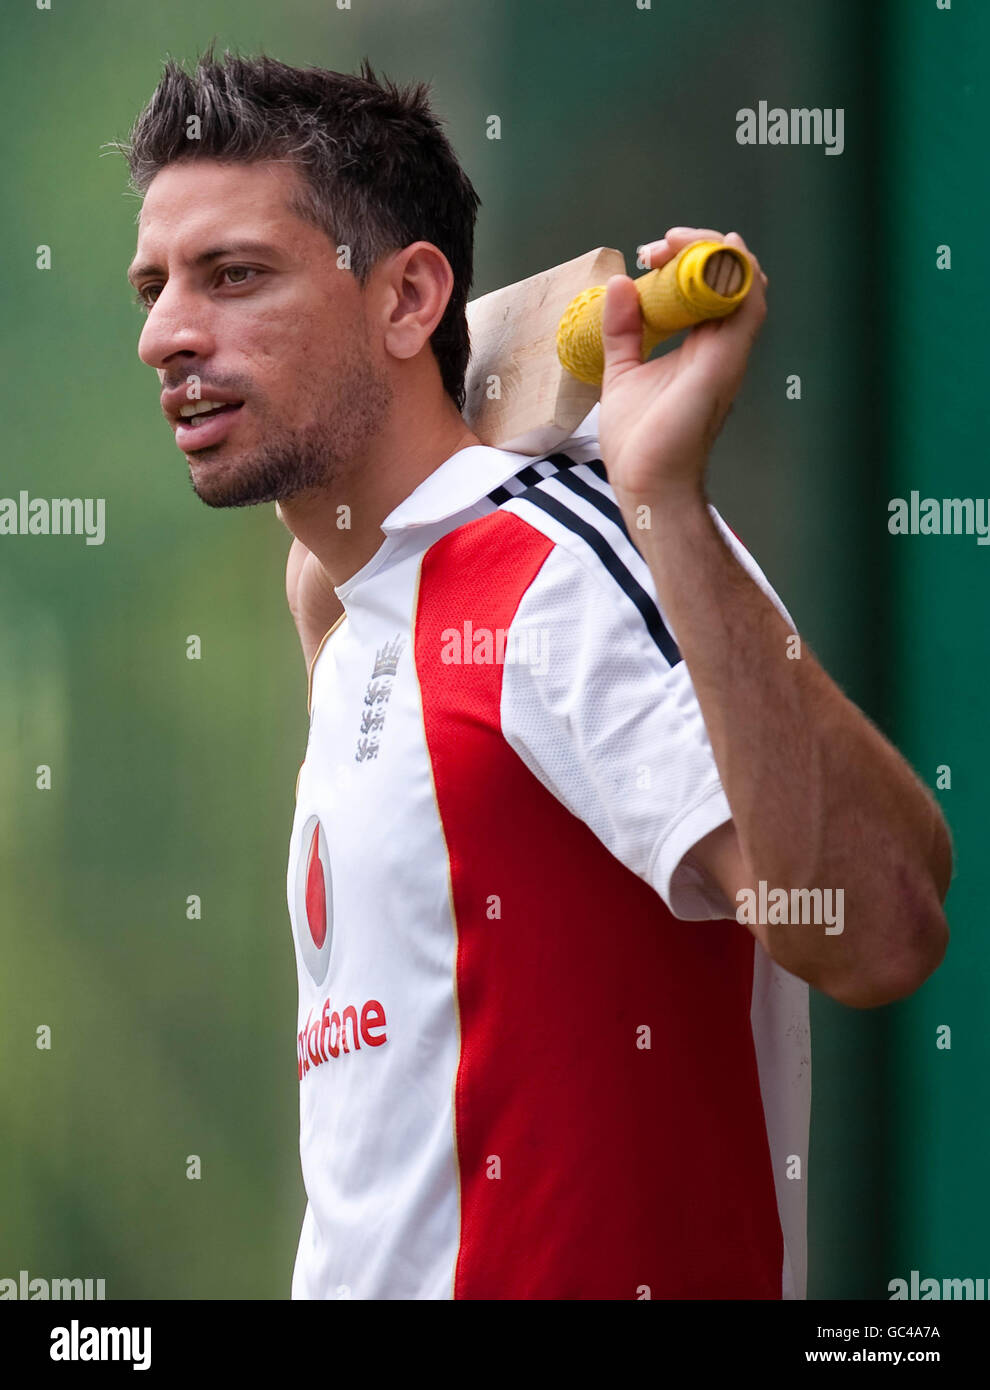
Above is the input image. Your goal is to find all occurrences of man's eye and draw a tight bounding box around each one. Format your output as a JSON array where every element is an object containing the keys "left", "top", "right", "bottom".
[
  {"left": 131, "top": 267, "right": 258, "bottom": 311},
  {"left": 220, "top": 266, "right": 257, "bottom": 286}
]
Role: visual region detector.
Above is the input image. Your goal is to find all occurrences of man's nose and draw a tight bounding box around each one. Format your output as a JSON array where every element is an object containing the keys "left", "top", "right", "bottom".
[{"left": 137, "top": 285, "right": 216, "bottom": 371}]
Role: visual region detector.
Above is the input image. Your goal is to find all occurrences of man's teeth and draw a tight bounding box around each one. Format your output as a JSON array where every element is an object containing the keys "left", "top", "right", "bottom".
[{"left": 178, "top": 400, "right": 234, "bottom": 419}]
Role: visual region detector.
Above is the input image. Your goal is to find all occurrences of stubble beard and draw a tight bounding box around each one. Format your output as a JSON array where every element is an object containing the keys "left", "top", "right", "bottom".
[{"left": 186, "top": 350, "right": 394, "bottom": 509}]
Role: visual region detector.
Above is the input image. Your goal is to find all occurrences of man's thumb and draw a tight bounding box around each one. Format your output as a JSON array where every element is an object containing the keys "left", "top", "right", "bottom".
[{"left": 600, "top": 274, "right": 644, "bottom": 384}]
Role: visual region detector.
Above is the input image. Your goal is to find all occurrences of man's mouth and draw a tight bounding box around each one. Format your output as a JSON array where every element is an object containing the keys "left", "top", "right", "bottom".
[
  {"left": 178, "top": 400, "right": 244, "bottom": 428},
  {"left": 174, "top": 401, "right": 244, "bottom": 452}
]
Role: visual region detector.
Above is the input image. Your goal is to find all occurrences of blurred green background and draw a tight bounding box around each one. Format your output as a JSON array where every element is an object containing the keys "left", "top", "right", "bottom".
[{"left": 1, "top": 0, "right": 985, "bottom": 1298}]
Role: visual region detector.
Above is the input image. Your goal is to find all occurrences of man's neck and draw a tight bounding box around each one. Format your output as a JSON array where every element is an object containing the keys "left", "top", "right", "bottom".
[{"left": 278, "top": 396, "right": 482, "bottom": 590}]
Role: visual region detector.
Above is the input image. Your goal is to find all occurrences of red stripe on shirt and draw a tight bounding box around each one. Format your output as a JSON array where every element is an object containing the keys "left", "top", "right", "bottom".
[{"left": 415, "top": 509, "right": 782, "bottom": 1299}]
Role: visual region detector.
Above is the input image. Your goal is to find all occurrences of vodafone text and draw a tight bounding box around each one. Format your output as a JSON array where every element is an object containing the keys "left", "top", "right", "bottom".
[{"left": 298, "top": 997, "right": 388, "bottom": 1078}]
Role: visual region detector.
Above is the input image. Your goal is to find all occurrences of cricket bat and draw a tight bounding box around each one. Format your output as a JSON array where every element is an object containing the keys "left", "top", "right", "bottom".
[{"left": 463, "top": 240, "right": 752, "bottom": 456}]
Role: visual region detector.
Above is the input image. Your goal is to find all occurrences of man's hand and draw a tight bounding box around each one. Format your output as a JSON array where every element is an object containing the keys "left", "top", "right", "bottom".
[{"left": 599, "top": 227, "right": 768, "bottom": 510}]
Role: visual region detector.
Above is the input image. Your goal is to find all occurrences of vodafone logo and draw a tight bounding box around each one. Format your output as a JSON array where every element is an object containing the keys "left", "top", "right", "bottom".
[{"left": 294, "top": 814, "right": 333, "bottom": 985}]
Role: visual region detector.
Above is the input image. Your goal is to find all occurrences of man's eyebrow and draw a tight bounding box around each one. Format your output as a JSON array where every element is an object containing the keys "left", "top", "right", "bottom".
[{"left": 126, "top": 241, "right": 284, "bottom": 287}]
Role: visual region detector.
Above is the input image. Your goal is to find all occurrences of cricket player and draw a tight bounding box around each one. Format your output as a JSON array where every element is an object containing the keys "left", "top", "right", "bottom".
[{"left": 117, "top": 50, "right": 952, "bottom": 1299}]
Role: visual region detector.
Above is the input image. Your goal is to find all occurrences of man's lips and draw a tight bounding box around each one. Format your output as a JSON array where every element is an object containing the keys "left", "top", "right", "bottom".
[
  {"left": 160, "top": 383, "right": 244, "bottom": 419},
  {"left": 174, "top": 402, "right": 244, "bottom": 452}
]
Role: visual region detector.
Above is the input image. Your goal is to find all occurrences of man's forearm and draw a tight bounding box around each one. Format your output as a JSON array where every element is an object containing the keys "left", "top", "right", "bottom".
[{"left": 636, "top": 494, "right": 951, "bottom": 1005}]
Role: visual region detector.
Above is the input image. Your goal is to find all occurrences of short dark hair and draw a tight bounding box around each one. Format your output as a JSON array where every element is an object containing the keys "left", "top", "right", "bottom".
[{"left": 112, "top": 47, "right": 481, "bottom": 410}]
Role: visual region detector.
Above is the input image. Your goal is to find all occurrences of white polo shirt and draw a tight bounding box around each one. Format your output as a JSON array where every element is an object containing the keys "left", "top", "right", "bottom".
[{"left": 286, "top": 407, "right": 810, "bottom": 1300}]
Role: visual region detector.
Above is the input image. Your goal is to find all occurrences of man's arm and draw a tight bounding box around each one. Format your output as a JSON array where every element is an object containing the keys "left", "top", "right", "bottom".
[
  {"left": 639, "top": 500, "right": 951, "bottom": 1009},
  {"left": 597, "top": 226, "right": 951, "bottom": 1009},
  {"left": 284, "top": 532, "right": 345, "bottom": 671}
]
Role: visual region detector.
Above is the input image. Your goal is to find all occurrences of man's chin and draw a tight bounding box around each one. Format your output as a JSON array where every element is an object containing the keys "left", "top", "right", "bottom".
[
  {"left": 186, "top": 453, "right": 277, "bottom": 508},
  {"left": 185, "top": 448, "right": 329, "bottom": 509}
]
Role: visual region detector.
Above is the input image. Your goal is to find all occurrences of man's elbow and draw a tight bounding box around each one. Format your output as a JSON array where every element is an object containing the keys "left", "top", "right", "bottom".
[
  {"left": 930, "top": 808, "right": 954, "bottom": 904},
  {"left": 825, "top": 886, "right": 949, "bottom": 1010}
]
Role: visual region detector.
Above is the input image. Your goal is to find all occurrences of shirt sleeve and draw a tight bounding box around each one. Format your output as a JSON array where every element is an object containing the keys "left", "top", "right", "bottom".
[{"left": 498, "top": 498, "right": 796, "bottom": 920}]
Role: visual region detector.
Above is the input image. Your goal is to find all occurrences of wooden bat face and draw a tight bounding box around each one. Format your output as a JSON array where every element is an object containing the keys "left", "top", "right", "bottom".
[{"left": 463, "top": 247, "right": 624, "bottom": 456}]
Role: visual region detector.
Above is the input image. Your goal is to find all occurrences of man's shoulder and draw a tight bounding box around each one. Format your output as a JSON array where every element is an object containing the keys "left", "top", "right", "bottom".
[
  {"left": 439, "top": 437, "right": 641, "bottom": 587},
  {"left": 434, "top": 443, "right": 684, "bottom": 672}
]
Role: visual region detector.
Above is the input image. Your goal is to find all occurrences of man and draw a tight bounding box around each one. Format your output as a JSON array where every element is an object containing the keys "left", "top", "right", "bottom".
[{"left": 117, "top": 50, "right": 951, "bottom": 1300}]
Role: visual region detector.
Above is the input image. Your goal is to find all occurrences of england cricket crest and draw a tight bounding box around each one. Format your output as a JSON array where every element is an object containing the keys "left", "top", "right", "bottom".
[{"left": 355, "top": 634, "right": 404, "bottom": 762}]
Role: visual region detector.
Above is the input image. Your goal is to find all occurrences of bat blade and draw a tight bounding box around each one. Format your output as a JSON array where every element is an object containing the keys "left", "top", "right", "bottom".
[{"left": 464, "top": 247, "right": 625, "bottom": 455}]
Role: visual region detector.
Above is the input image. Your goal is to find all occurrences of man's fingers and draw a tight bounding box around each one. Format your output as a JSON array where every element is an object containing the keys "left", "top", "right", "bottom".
[
  {"left": 663, "top": 227, "right": 768, "bottom": 288},
  {"left": 642, "top": 227, "right": 769, "bottom": 338},
  {"left": 637, "top": 238, "right": 677, "bottom": 270},
  {"left": 601, "top": 274, "right": 649, "bottom": 385},
  {"left": 726, "top": 234, "right": 769, "bottom": 321},
  {"left": 664, "top": 226, "right": 725, "bottom": 247},
  {"left": 698, "top": 261, "right": 767, "bottom": 377},
  {"left": 723, "top": 231, "right": 768, "bottom": 289}
]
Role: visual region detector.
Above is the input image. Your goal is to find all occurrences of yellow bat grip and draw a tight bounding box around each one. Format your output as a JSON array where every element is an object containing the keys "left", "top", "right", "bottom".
[{"left": 556, "top": 240, "right": 754, "bottom": 386}]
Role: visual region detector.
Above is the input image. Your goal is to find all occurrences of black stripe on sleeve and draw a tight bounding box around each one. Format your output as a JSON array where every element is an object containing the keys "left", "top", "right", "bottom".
[
  {"left": 483, "top": 453, "right": 583, "bottom": 508},
  {"left": 516, "top": 489, "right": 681, "bottom": 667},
  {"left": 543, "top": 455, "right": 632, "bottom": 538}
]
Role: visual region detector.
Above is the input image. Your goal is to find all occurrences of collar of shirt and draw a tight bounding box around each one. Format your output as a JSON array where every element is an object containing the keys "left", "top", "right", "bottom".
[
  {"left": 334, "top": 404, "right": 600, "bottom": 602},
  {"left": 378, "top": 443, "right": 531, "bottom": 535},
  {"left": 380, "top": 403, "right": 601, "bottom": 535}
]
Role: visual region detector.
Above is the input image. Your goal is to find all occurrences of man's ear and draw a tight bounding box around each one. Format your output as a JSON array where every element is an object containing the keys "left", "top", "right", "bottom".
[{"left": 380, "top": 241, "right": 454, "bottom": 363}]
